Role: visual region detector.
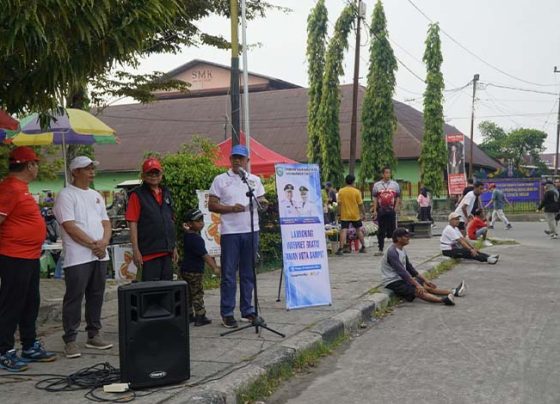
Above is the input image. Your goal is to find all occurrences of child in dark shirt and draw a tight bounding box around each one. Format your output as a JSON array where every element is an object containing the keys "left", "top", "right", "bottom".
[{"left": 181, "top": 208, "right": 220, "bottom": 327}]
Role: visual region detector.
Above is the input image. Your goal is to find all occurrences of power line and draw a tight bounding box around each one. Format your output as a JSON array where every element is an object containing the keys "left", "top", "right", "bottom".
[
  {"left": 481, "top": 82, "right": 558, "bottom": 96},
  {"left": 405, "top": 0, "right": 559, "bottom": 87}
]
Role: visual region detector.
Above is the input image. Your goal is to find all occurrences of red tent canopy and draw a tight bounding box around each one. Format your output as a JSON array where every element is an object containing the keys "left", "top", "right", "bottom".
[{"left": 216, "top": 132, "right": 297, "bottom": 177}]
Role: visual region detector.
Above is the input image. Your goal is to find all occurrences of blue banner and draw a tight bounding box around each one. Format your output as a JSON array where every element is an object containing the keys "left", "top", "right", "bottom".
[
  {"left": 275, "top": 164, "right": 332, "bottom": 310},
  {"left": 480, "top": 179, "right": 541, "bottom": 204}
]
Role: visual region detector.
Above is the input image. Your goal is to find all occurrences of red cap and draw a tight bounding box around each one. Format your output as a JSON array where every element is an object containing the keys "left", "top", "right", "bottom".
[
  {"left": 142, "top": 158, "right": 162, "bottom": 173},
  {"left": 9, "top": 147, "right": 39, "bottom": 163}
]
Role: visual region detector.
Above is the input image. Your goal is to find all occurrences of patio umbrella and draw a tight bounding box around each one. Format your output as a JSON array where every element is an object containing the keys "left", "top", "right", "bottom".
[
  {"left": 3, "top": 108, "right": 117, "bottom": 183},
  {"left": 0, "top": 109, "right": 19, "bottom": 139}
]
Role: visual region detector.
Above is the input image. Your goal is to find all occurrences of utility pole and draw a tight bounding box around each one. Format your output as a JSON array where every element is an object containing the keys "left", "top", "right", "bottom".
[
  {"left": 468, "top": 74, "right": 479, "bottom": 179},
  {"left": 230, "top": 0, "right": 241, "bottom": 146},
  {"left": 554, "top": 66, "right": 560, "bottom": 176},
  {"left": 241, "top": 0, "right": 252, "bottom": 172},
  {"left": 349, "top": 0, "right": 365, "bottom": 176}
]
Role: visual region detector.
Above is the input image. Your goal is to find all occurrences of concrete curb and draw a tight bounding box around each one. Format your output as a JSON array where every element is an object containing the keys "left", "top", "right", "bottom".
[{"left": 159, "top": 254, "right": 454, "bottom": 403}]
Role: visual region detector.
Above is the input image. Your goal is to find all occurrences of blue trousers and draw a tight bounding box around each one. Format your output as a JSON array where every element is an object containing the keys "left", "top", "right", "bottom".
[{"left": 220, "top": 232, "right": 259, "bottom": 317}]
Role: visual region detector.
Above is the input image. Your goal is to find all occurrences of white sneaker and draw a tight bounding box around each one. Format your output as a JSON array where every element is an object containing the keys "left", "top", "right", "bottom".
[
  {"left": 487, "top": 255, "right": 499, "bottom": 265},
  {"left": 551, "top": 234, "right": 558, "bottom": 239},
  {"left": 483, "top": 240, "right": 493, "bottom": 247}
]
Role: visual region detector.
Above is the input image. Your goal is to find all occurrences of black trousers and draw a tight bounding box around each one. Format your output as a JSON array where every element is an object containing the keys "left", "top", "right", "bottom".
[
  {"left": 141, "top": 254, "right": 173, "bottom": 281},
  {"left": 377, "top": 211, "right": 396, "bottom": 251},
  {"left": 418, "top": 206, "right": 434, "bottom": 223},
  {"left": 0, "top": 255, "right": 40, "bottom": 354},
  {"left": 62, "top": 261, "right": 107, "bottom": 343},
  {"left": 442, "top": 248, "right": 489, "bottom": 262}
]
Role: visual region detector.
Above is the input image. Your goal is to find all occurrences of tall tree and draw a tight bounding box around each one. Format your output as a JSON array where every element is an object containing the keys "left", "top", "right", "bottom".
[
  {"left": 317, "top": 4, "right": 354, "bottom": 187},
  {"left": 419, "top": 23, "right": 446, "bottom": 196},
  {"left": 0, "top": 0, "right": 280, "bottom": 115},
  {"left": 479, "top": 121, "right": 548, "bottom": 174},
  {"left": 306, "top": 0, "right": 328, "bottom": 166},
  {"left": 478, "top": 121, "right": 508, "bottom": 160},
  {"left": 359, "top": 0, "right": 397, "bottom": 185}
]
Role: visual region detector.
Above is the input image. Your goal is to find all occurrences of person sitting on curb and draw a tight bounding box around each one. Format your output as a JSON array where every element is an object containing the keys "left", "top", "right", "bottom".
[
  {"left": 467, "top": 208, "right": 492, "bottom": 247},
  {"left": 382, "top": 228, "right": 465, "bottom": 306},
  {"left": 441, "top": 212, "right": 499, "bottom": 264}
]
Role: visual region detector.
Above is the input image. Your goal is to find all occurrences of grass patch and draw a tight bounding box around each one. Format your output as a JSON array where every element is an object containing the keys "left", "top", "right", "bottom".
[
  {"left": 488, "top": 239, "right": 519, "bottom": 246},
  {"left": 423, "top": 258, "right": 459, "bottom": 281},
  {"left": 237, "top": 334, "right": 347, "bottom": 403}
]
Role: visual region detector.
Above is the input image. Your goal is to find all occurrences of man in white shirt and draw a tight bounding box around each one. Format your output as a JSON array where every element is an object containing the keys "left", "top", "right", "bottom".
[
  {"left": 53, "top": 156, "right": 113, "bottom": 359},
  {"left": 454, "top": 182, "right": 484, "bottom": 234},
  {"left": 440, "top": 212, "right": 498, "bottom": 264},
  {"left": 208, "top": 145, "right": 268, "bottom": 329}
]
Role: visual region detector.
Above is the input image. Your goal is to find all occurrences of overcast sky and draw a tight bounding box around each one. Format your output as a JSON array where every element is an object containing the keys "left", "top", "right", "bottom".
[{"left": 133, "top": 0, "right": 560, "bottom": 153}]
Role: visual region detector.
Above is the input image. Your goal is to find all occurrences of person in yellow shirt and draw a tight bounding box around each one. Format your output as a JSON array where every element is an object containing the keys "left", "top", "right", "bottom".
[{"left": 336, "top": 175, "right": 366, "bottom": 255}]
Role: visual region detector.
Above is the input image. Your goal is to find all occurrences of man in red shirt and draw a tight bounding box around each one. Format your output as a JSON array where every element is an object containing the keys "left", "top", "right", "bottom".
[
  {"left": 0, "top": 147, "right": 56, "bottom": 372},
  {"left": 125, "top": 158, "right": 178, "bottom": 281},
  {"left": 466, "top": 208, "right": 492, "bottom": 247}
]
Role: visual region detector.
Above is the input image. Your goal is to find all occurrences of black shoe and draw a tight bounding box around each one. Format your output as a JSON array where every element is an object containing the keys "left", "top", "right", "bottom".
[
  {"left": 222, "top": 316, "right": 238, "bottom": 329},
  {"left": 452, "top": 280, "right": 466, "bottom": 297},
  {"left": 506, "top": 224, "right": 512, "bottom": 230},
  {"left": 442, "top": 293, "right": 455, "bottom": 306},
  {"left": 335, "top": 248, "right": 344, "bottom": 256},
  {"left": 343, "top": 247, "right": 352, "bottom": 254},
  {"left": 241, "top": 313, "right": 257, "bottom": 323},
  {"left": 359, "top": 246, "right": 366, "bottom": 253},
  {"left": 194, "top": 315, "right": 212, "bottom": 327}
]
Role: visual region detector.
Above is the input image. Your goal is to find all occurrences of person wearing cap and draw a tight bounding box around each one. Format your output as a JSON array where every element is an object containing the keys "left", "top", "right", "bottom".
[
  {"left": 336, "top": 174, "right": 366, "bottom": 255},
  {"left": 208, "top": 144, "right": 268, "bottom": 329},
  {"left": 453, "top": 181, "right": 484, "bottom": 235},
  {"left": 382, "top": 228, "right": 464, "bottom": 306},
  {"left": 279, "top": 183, "right": 297, "bottom": 217},
  {"left": 440, "top": 212, "right": 498, "bottom": 264},
  {"left": 181, "top": 208, "right": 220, "bottom": 327},
  {"left": 125, "top": 158, "right": 178, "bottom": 281},
  {"left": 296, "top": 185, "right": 317, "bottom": 217},
  {"left": 53, "top": 156, "right": 113, "bottom": 358},
  {"left": 484, "top": 183, "right": 512, "bottom": 230},
  {"left": 0, "top": 147, "right": 56, "bottom": 372}
]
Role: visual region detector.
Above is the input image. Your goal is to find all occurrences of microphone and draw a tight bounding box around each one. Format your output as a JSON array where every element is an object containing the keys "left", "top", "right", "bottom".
[{"left": 238, "top": 168, "right": 248, "bottom": 179}]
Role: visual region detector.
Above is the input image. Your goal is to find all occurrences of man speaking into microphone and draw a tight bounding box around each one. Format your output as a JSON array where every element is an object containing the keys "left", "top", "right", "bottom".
[{"left": 208, "top": 145, "right": 268, "bottom": 329}]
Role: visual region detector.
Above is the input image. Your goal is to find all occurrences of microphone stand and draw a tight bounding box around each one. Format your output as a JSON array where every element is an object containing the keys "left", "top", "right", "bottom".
[{"left": 221, "top": 172, "right": 285, "bottom": 338}]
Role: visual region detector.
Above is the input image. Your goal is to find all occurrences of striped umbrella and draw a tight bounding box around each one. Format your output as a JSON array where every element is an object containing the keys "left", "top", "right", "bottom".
[
  {"left": 4, "top": 108, "right": 116, "bottom": 146},
  {"left": 0, "top": 109, "right": 19, "bottom": 140}
]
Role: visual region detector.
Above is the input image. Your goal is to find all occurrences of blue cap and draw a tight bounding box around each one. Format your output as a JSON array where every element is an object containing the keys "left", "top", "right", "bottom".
[{"left": 231, "top": 144, "right": 249, "bottom": 157}]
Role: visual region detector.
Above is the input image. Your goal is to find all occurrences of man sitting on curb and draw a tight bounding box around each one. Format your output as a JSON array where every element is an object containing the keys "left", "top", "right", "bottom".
[
  {"left": 382, "top": 228, "right": 465, "bottom": 306},
  {"left": 441, "top": 212, "right": 499, "bottom": 264},
  {"left": 467, "top": 208, "right": 492, "bottom": 247}
]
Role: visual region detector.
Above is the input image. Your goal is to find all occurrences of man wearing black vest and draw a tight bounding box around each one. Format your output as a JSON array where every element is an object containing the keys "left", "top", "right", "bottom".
[{"left": 125, "top": 158, "right": 178, "bottom": 281}]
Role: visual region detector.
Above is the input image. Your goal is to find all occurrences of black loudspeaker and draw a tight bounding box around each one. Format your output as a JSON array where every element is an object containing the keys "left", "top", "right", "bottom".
[{"left": 118, "top": 281, "right": 190, "bottom": 389}]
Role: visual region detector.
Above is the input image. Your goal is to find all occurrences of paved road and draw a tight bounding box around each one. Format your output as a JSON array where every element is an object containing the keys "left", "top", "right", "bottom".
[{"left": 269, "top": 222, "right": 560, "bottom": 404}]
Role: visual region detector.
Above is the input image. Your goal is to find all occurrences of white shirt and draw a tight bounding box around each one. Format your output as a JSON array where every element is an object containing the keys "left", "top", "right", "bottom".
[
  {"left": 454, "top": 191, "right": 476, "bottom": 222},
  {"left": 440, "top": 225, "right": 463, "bottom": 251},
  {"left": 209, "top": 170, "right": 265, "bottom": 235},
  {"left": 53, "top": 184, "right": 110, "bottom": 268}
]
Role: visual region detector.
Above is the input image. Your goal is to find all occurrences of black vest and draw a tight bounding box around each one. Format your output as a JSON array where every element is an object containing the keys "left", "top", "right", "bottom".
[{"left": 131, "top": 184, "right": 176, "bottom": 255}]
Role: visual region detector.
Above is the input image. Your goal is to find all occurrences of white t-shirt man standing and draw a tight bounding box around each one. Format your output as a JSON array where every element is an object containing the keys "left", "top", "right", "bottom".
[{"left": 53, "top": 156, "right": 113, "bottom": 359}]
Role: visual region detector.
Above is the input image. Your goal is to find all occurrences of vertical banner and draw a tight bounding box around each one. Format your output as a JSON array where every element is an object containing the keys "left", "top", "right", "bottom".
[
  {"left": 113, "top": 244, "right": 138, "bottom": 281},
  {"left": 196, "top": 190, "right": 221, "bottom": 257},
  {"left": 275, "top": 163, "right": 332, "bottom": 309},
  {"left": 446, "top": 133, "right": 467, "bottom": 194}
]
